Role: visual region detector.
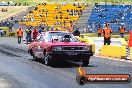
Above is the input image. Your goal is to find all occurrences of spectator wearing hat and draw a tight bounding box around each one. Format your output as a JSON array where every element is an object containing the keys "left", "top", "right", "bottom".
[{"left": 73, "top": 27, "right": 80, "bottom": 36}]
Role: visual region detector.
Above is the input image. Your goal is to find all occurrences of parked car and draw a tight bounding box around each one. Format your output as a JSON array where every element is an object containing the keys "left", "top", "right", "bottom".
[
  {"left": 0, "top": 29, "right": 5, "bottom": 36},
  {"left": 28, "top": 31, "right": 94, "bottom": 66}
]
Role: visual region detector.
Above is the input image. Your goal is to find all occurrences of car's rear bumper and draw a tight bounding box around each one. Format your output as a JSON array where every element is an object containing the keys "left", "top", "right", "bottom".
[{"left": 49, "top": 51, "right": 93, "bottom": 61}]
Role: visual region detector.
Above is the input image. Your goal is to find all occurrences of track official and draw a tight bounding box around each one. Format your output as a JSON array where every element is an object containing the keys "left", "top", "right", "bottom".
[
  {"left": 17, "top": 27, "right": 23, "bottom": 44},
  {"left": 97, "top": 27, "right": 102, "bottom": 37},
  {"left": 118, "top": 25, "right": 125, "bottom": 38},
  {"left": 103, "top": 23, "right": 112, "bottom": 45}
]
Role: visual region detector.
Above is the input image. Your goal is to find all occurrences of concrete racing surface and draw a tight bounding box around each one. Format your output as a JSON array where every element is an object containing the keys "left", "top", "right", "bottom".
[{"left": 0, "top": 37, "right": 131, "bottom": 88}]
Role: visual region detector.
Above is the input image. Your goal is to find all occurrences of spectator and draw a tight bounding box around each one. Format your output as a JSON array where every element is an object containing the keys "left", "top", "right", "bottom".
[
  {"left": 55, "top": 15, "right": 58, "bottom": 19},
  {"left": 50, "top": 26, "right": 54, "bottom": 31},
  {"left": 11, "top": 17, "right": 13, "bottom": 20},
  {"left": 65, "top": 16, "right": 69, "bottom": 19},
  {"left": 73, "top": 27, "right": 80, "bottom": 36},
  {"left": 71, "top": 9, "right": 73, "bottom": 16},
  {"left": 60, "top": 14, "right": 62, "bottom": 19},
  {"left": 39, "top": 25, "right": 44, "bottom": 33},
  {"left": 70, "top": 20, "right": 73, "bottom": 26},
  {"left": 15, "top": 3, "right": 17, "bottom": 6},
  {"left": 34, "top": 7, "right": 38, "bottom": 10},
  {"left": 41, "top": 25, "right": 45, "bottom": 31},
  {"left": 9, "top": 22, "right": 14, "bottom": 32},
  {"left": 39, "top": 27, "right": 43, "bottom": 33},
  {"left": 79, "top": 9, "right": 82, "bottom": 15},
  {"left": 77, "top": 3, "right": 80, "bottom": 7},
  {"left": 77, "top": 10, "right": 80, "bottom": 15},
  {"left": 1, "top": 8, "right": 7, "bottom": 12},
  {"left": 18, "top": 3, "right": 21, "bottom": 6},
  {"left": 75, "top": 9, "right": 78, "bottom": 15},
  {"left": 46, "top": 9, "right": 48, "bottom": 17},
  {"left": 26, "top": 27, "right": 32, "bottom": 44},
  {"left": 33, "top": 28, "right": 38, "bottom": 41},
  {"left": 67, "top": 9, "right": 69, "bottom": 12},
  {"left": 73, "top": 3, "right": 76, "bottom": 6},
  {"left": 45, "top": 24, "right": 50, "bottom": 31},
  {"left": 64, "top": 21, "right": 66, "bottom": 28},
  {"left": 7, "top": 2, "right": 10, "bottom": 6}
]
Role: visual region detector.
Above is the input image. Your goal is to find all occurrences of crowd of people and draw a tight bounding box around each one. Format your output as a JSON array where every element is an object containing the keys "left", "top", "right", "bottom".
[
  {"left": 20, "top": 3, "right": 86, "bottom": 32},
  {"left": 16, "top": 21, "right": 127, "bottom": 46},
  {"left": 17, "top": 26, "right": 37, "bottom": 44},
  {"left": 1, "top": 8, "right": 8, "bottom": 12},
  {"left": 16, "top": 24, "right": 81, "bottom": 44}
]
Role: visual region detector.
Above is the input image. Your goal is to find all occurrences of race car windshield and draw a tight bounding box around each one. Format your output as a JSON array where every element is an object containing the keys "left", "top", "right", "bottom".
[{"left": 45, "top": 32, "right": 78, "bottom": 42}]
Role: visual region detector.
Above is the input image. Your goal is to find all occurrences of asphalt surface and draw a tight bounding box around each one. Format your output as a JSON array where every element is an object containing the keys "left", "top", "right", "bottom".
[{"left": 0, "top": 37, "right": 131, "bottom": 88}]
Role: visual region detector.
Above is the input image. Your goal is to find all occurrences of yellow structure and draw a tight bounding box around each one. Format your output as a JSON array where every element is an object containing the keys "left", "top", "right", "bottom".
[
  {"left": 19, "top": 3, "right": 85, "bottom": 31},
  {"left": 118, "top": 38, "right": 128, "bottom": 46},
  {"left": 99, "top": 45, "right": 127, "bottom": 59},
  {"left": 130, "top": 47, "right": 132, "bottom": 60}
]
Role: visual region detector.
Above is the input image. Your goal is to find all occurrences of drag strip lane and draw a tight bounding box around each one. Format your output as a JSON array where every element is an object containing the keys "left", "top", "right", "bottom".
[{"left": 0, "top": 37, "right": 131, "bottom": 88}]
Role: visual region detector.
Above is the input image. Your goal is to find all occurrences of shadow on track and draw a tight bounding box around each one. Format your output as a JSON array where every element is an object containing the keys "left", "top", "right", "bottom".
[{"left": 34, "top": 60, "right": 97, "bottom": 68}]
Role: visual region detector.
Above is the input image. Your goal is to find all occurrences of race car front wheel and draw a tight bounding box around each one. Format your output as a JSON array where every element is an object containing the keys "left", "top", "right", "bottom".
[{"left": 43, "top": 53, "right": 52, "bottom": 66}]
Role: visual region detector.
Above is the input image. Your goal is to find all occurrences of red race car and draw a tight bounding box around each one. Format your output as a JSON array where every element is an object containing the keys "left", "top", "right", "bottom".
[{"left": 28, "top": 31, "right": 93, "bottom": 66}]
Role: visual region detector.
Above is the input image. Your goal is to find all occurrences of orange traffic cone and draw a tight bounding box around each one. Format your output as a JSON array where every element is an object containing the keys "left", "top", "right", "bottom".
[{"left": 128, "top": 31, "right": 132, "bottom": 47}]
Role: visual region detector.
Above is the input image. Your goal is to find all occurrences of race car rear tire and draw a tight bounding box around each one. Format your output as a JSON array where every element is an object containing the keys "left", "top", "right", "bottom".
[
  {"left": 29, "top": 49, "right": 33, "bottom": 56},
  {"left": 82, "top": 60, "right": 89, "bottom": 67},
  {"left": 43, "top": 53, "right": 52, "bottom": 66}
]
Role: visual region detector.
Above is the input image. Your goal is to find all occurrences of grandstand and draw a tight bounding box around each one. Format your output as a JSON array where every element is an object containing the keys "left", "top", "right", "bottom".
[
  {"left": 87, "top": 5, "right": 132, "bottom": 32},
  {"left": 19, "top": 3, "right": 86, "bottom": 31}
]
